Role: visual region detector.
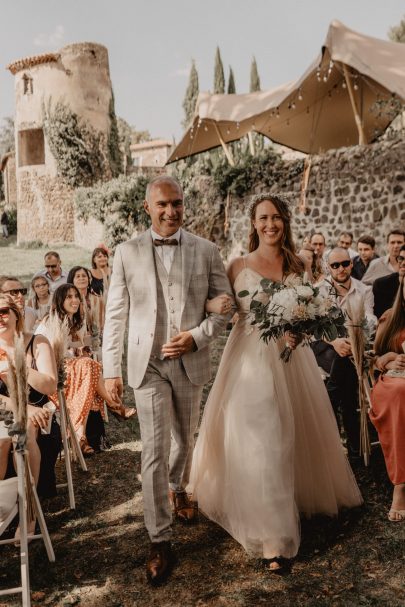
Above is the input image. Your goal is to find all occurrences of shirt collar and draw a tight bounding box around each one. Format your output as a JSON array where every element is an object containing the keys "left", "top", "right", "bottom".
[{"left": 151, "top": 228, "right": 182, "bottom": 242}]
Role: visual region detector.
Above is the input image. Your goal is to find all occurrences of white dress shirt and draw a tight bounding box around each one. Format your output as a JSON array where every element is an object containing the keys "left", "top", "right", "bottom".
[
  {"left": 151, "top": 228, "right": 181, "bottom": 273},
  {"left": 320, "top": 277, "right": 377, "bottom": 330}
]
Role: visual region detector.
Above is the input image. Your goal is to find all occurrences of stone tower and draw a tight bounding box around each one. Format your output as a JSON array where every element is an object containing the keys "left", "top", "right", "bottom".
[{"left": 8, "top": 42, "right": 118, "bottom": 245}]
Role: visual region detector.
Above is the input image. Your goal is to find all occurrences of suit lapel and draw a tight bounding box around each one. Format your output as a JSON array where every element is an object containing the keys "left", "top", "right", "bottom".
[
  {"left": 180, "top": 229, "right": 195, "bottom": 316},
  {"left": 138, "top": 229, "right": 157, "bottom": 307}
]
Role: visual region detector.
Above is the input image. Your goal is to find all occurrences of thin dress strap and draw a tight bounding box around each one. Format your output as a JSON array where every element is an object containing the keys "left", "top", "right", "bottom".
[{"left": 243, "top": 255, "right": 248, "bottom": 269}]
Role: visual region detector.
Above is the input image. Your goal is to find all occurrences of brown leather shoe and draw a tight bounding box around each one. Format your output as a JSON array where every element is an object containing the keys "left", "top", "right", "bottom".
[
  {"left": 146, "top": 541, "right": 174, "bottom": 586},
  {"left": 169, "top": 490, "right": 198, "bottom": 523}
]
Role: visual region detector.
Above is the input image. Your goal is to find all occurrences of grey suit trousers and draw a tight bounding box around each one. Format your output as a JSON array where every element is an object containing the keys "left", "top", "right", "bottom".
[{"left": 134, "top": 357, "right": 203, "bottom": 542}]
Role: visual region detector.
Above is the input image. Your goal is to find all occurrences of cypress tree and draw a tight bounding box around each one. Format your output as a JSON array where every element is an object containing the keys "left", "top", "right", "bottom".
[
  {"left": 213, "top": 47, "right": 225, "bottom": 94},
  {"left": 182, "top": 60, "right": 199, "bottom": 129},
  {"left": 227, "top": 67, "right": 236, "bottom": 94},
  {"left": 250, "top": 56, "right": 261, "bottom": 92}
]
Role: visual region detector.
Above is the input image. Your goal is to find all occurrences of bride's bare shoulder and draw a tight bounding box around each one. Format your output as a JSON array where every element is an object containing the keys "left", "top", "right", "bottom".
[{"left": 227, "top": 256, "right": 246, "bottom": 286}]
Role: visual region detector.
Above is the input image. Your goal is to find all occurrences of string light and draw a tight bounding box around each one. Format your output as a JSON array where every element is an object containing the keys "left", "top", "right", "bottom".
[
  {"left": 342, "top": 81, "right": 347, "bottom": 89},
  {"left": 204, "top": 125, "right": 208, "bottom": 132},
  {"left": 292, "top": 102, "right": 296, "bottom": 110},
  {"left": 298, "top": 89, "right": 303, "bottom": 101}
]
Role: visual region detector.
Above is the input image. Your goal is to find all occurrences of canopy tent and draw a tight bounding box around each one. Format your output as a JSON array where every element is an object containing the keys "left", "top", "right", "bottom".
[{"left": 167, "top": 20, "right": 405, "bottom": 164}]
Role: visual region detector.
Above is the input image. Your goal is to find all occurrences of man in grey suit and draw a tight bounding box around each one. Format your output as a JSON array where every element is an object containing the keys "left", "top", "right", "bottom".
[{"left": 102, "top": 176, "right": 233, "bottom": 585}]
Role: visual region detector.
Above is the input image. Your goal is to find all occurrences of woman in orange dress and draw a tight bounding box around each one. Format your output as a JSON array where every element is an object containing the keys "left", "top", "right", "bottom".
[
  {"left": 37, "top": 284, "right": 135, "bottom": 456},
  {"left": 370, "top": 276, "right": 405, "bottom": 522}
]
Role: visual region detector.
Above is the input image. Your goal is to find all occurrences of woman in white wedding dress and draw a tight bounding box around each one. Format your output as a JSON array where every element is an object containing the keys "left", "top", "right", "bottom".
[{"left": 189, "top": 194, "right": 363, "bottom": 571}]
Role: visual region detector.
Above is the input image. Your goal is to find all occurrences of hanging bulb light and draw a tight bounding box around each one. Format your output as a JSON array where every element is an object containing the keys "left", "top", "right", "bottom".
[
  {"left": 236, "top": 122, "right": 240, "bottom": 130},
  {"left": 298, "top": 90, "right": 303, "bottom": 101},
  {"left": 353, "top": 82, "right": 359, "bottom": 91},
  {"left": 204, "top": 125, "right": 208, "bottom": 132},
  {"left": 276, "top": 107, "right": 280, "bottom": 118},
  {"left": 342, "top": 81, "right": 347, "bottom": 89},
  {"left": 292, "top": 102, "right": 296, "bottom": 109}
]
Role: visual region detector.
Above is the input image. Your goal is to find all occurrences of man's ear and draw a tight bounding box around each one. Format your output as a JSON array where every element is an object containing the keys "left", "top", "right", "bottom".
[{"left": 143, "top": 200, "right": 150, "bottom": 215}]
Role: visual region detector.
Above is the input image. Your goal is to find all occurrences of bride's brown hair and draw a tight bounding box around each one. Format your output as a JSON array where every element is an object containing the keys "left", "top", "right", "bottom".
[{"left": 248, "top": 193, "right": 304, "bottom": 275}]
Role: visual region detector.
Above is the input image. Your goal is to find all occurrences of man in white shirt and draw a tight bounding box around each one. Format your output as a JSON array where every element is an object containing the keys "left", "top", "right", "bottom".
[
  {"left": 362, "top": 230, "right": 405, "bottom": 285},
  {"left": 313, "top": 248, "right": 376, "bottom": 457},
  {"left": 37, "top": 251, "right": 68, "bottom": 293}
]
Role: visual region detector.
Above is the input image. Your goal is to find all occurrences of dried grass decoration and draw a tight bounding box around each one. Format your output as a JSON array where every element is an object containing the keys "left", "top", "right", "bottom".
[
  {"left": 6, "top": 333, "right": 35, "bottom": 521},
  {"left": 346, "top": 298, "right": 371, "bottom": 465},
  {"left": 46, "top": 312, "right": 69, "bottom": 389}
]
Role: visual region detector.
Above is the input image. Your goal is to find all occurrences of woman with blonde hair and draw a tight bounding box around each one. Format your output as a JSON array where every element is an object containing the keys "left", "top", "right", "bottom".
[
  {"left": 298, "top": 242, "right": 325, "bottom": 285},
  {"left": 0, "top": 294, "right": 59, "bottom": 521},
  {"left": 370, "top": 276, "right": 405, "bottom": 522},
  {"left": 191, "top": 193, "right": 362, "bottom": 572}
]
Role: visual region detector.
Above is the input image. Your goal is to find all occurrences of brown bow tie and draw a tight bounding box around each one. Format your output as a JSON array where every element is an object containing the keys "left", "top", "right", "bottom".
[{"left": 154, "top": 238, "right": 179, "bottom": 246}]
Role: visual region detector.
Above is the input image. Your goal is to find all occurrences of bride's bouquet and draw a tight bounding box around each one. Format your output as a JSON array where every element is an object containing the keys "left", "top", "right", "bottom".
[{"left": 239, "top": 278, "right": 346, "bottom": 362}]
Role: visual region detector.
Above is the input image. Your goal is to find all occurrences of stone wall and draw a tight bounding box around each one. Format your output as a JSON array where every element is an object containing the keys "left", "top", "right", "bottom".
[
  {"left": 190, "top": 137, "right": 405, "bottom": 261},
  {"left": 17, "top": 171, "right": 74, "bottom": 243}
]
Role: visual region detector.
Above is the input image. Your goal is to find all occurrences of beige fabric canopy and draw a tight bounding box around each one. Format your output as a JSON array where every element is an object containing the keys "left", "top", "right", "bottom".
[{"left": 167, "top": 20, "right": 405, "bottom": 163}]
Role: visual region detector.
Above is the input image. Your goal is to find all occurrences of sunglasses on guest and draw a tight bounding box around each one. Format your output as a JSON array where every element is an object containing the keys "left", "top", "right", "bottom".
[
  {"left": 396, "top": 255, "right": 405, "bottom": 264},
  {"left": 2, "top": 288, "right": 28, "bottom": 296},
  {"left": 0, "top": 307, "right": 10, "bottom": 317},
  {"left": 329, "top": 260, "right": 351, "bottom": 270},
  {"left": 45, "top": 264, "right": 58, "bottom": 269}
]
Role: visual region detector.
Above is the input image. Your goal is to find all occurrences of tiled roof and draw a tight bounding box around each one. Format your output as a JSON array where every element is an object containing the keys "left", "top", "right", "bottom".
[{"left": 7, "top": 52, "right": 60, "bottom": 75}]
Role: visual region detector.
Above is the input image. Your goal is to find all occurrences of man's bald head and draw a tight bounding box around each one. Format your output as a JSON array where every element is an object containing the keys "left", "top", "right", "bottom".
[{"left": 145, "top": 176, "right": 183, "bottom": 203}]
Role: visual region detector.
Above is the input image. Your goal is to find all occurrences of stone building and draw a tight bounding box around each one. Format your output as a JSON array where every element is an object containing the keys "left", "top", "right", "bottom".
[
  {"left": 8, "top": 42, "right": 116, "bottom": 246},
  {"left": 0, "top": 152, "right": 17, "bottom": 209},
  {"left": 131, "top": 139, "right": 172, "bottom": 168}
]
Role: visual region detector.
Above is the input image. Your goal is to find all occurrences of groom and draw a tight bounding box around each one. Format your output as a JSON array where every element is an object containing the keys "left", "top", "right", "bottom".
[{"left": 102, "top": 176, "right": 232, "bottom": 585}]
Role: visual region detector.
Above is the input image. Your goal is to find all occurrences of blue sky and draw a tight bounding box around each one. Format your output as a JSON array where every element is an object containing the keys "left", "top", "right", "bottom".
[{"left": 0, "top": 0, "right": 404, "bottom": 141}]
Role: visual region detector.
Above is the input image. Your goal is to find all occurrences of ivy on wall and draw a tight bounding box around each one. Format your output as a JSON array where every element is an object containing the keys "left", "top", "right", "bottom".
[{"left": 43, "top": 99, "right": 108, "bottom": 187}]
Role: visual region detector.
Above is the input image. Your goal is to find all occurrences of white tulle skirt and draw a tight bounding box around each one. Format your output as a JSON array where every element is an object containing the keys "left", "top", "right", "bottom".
[{"left": 189, "top": 320, "right": 363, "bottom": 559}]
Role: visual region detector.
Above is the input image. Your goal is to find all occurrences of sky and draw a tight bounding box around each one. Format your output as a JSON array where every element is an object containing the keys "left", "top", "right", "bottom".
[{"left": 0, "top": 0, "right": 404, "bottom": 141}]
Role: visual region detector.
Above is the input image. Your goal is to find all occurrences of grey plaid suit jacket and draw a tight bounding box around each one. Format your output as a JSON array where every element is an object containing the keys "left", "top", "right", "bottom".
[{"left": 102, "top": 228, "right": 233, "bottom": 389}]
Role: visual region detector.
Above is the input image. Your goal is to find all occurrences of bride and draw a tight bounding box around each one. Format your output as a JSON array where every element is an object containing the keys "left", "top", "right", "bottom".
[{"left": 189, "top": 193, "right": 363, "bottom": 571}]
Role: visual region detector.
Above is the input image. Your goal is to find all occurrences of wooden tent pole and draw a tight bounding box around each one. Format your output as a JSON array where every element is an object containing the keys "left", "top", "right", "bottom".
[
  {"left": 341, "top": 63, "right": 366, "bottom": 145},
  {"left": 213, "top": 122, "right": 235, "bottom": 166}
]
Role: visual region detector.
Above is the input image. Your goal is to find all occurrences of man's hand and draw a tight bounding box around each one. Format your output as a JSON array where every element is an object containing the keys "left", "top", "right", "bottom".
[
  {"left": 161, "top": 332, "right": 195, "bottom": 359},
  {"left": 105, "top": 377, "right": 124, "bottom": 402},
  {"left": 27, "top": 404, "right": 50, "bottom": 430},
  {"left": 331, "top": 337, "right": 352, "bottom": 357}
]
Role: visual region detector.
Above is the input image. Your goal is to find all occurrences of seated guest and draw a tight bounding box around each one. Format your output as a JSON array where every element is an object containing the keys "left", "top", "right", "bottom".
[
  {"left": 90, "top": 246, "right": 111, "bottom": 296},
  {"left": 298, "top": 243, "right": 325, "bottom": 285},
  {"left": 67, "top": 266, "right": 104, "bottom": 348},
  {"left": 351, "top": 235, "right": 378, "bottom": 280},
  {"left": 363, "top": 230, "right": 405, "bottom": 285},
  {"left": 337, "top": 231, "right": 357, "bottom": 259},
  {"left": 312, "top": 248, "right": 376, "bottom": 456},
  {"left": 370, "top": 278, "right": 405, "bottom": 522},
  {"left": 37, "top": 284, "right": 135, "bottom": 456},
  {"left": 373, "top": 244, "right": 405, "bottom": 318},
  {"left": 0, "top": 275, "right": 37, "bottom": 332},
  {"left": 0, "top": 294, "right": 60, "bottom": 516},
  {"left": 36, "top": 251, "right": 68, "bottom": 293},
  {"left": 28, "top": 275, "right": 52, "bottom": 324}
]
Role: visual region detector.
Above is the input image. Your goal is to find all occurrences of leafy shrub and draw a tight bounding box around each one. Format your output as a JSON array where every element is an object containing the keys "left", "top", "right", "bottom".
[{"left": 75, "top": 174, "right": 150, "bottom": 249}]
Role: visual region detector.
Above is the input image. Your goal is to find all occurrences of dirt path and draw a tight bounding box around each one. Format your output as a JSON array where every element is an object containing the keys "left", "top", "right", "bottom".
[{"left": 1, "top": 337, "right": 404, "bottom": 606}]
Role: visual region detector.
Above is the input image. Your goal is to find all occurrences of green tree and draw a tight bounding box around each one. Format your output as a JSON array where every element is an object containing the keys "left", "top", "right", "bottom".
[
  {"left": 227, "top": 67, "right": 236, "bottom": 94},
  {"left": 388, "top": 14, "right": 405, "bottom": 42},
  {"left": 131, "top": 127, "right": 152, "bottom": 144},
  {"left": 108, "top": 90, "right": 124, "bottom": 177},
  {"left": 250, "top": 56, "right": 261, "bottom": 92},
  {"left": 182, "top": 60, "right": 199, "bottom": 129},
  {"left": 213, "top": 47, "right": 225, "bottom": 94},
  {"left": 117, "top": 117, "right": 133, "bottom": 172},
  {"left": 0, "top": 117, "right": 15, "bottom": 157}
]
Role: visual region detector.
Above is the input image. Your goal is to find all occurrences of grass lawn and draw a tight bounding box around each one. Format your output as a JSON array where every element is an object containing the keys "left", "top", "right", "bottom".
[{"left": 0, "top": 235, "right": 91, "bottom": 284}]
